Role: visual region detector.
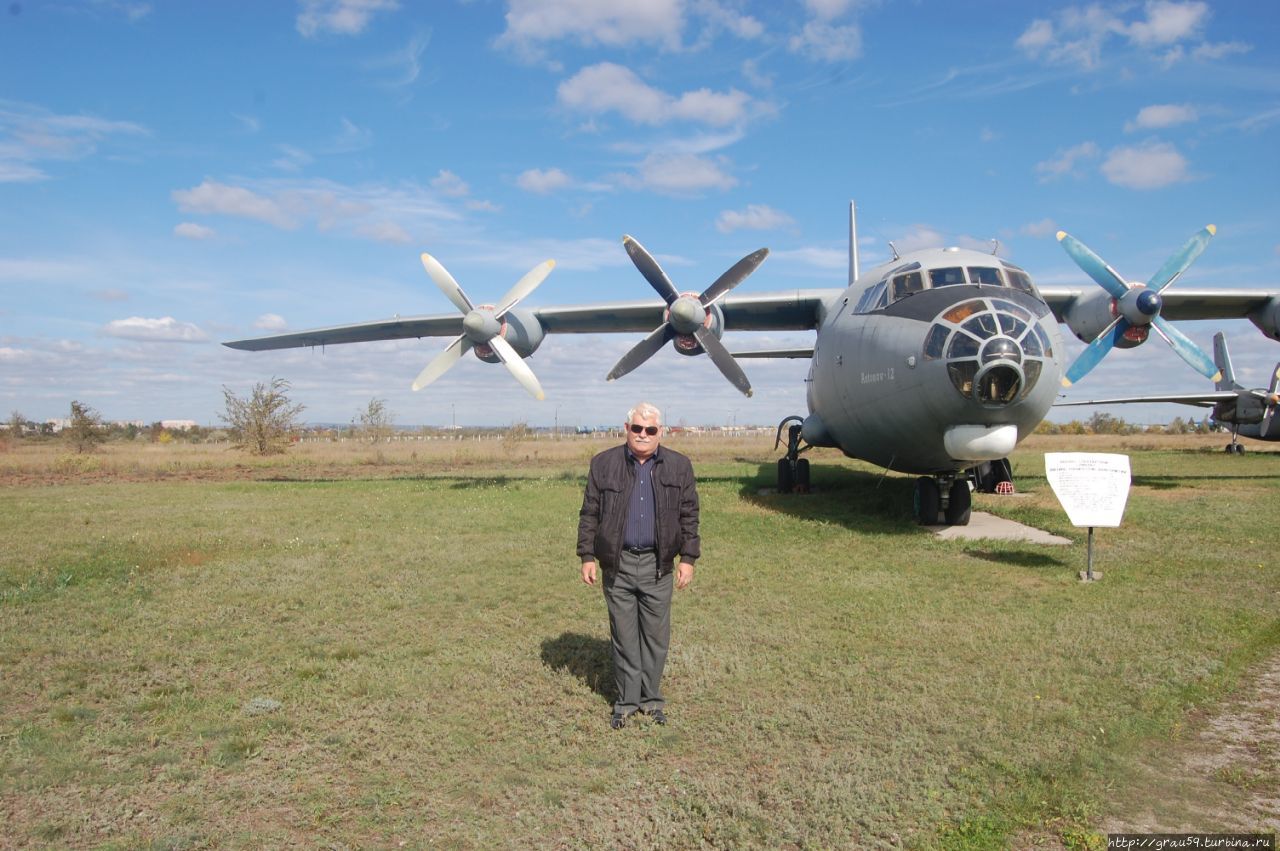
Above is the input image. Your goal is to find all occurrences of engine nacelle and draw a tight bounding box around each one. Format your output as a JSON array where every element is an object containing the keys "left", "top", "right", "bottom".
[
  {"left": 672, "top": 303, "right": 724, "bottom": 358},
  {"left": 1061, "top": 288, "right": 1145, "bottom": 349},
  {"left": 1250, "top": 297, "right": 1280, "bottom": 342},
  {"left": 473, "top": 307, "right": 545, "bottom": 364}
]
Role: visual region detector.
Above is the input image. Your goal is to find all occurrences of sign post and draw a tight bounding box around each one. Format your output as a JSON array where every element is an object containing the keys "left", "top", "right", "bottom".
[{"left": 1044, "top": 453, "right": 1131, "bottom": 582}]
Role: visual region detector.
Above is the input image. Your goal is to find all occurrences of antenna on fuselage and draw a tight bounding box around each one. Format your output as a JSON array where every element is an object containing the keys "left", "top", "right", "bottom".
[
  {"left": 848, "top": 201, "right": 860, "bottom": 285},
  {"left": 888, "top": 241, "right": 899, "bottom": 261},
  {"left": 990, "top": 239, "right": 1000, "bottom": 256}
]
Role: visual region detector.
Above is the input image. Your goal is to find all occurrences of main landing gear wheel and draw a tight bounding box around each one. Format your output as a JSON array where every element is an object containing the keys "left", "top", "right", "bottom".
[
  {"left": 774, "top": 416, "right": 811, "bottom": 494},
  {"left": 914, "top": 477, "right": 940, "bottom": 525},
  {"left": 945, "top": 479, "right": 972, "bottom": 526}
]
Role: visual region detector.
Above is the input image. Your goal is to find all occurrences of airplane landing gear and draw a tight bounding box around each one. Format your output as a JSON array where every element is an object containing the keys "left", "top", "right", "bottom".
[
  {"left": 1225, "top": 428, "right": 1245, "bottom": 453},
  {"left": 915, "top": 473, "right": 972, "bottom": 526},
  {"left": 774, "top": 415, "right": 811, "bottom": 493}
]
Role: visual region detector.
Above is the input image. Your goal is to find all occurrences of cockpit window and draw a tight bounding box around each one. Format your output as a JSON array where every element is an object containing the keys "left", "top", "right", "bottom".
[
  {"left": 1000, "top": 262, "right": 1036, "bottom": 294},
  {"left": 855, "top": 280, "right": 888, "bottom": 313},
  {"left": 968, "top": 267, "right": 1002, "bottom": 285},
  {"left": 930, "top": 267, "right": 966, "bottom": 287},
  {"left": 891, "top": 271, "right": 924, "bottom": 300}
]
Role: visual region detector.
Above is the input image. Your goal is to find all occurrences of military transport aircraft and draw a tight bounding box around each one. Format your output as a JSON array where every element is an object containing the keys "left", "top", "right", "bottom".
[
  {"left": 1056, "top": 331, "right": 1280, "bottom": 453},
  {"left": 224, "top": 205, "right": 1280, "bottom": 526}
]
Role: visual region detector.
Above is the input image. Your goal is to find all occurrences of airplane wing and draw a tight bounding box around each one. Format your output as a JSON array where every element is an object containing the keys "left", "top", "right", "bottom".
[
  {"left": 1054, "top": 390, "right": 1249, "bottom": 409},
  {"left": 1039, "top": 286, "right": 1276, "bottom": 322},
  {"left": 224, "top": 290, "right": 833, "bottom": 351}
]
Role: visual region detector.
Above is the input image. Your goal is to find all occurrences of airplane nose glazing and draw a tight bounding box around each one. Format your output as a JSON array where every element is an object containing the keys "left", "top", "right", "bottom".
[{"left": 923, "top": 297, "right": 1052, "bottom": 408}]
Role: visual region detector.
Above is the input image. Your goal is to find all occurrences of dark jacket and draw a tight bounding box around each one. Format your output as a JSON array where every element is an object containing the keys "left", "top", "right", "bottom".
[{"left": 577, "top": 444, "right": 700, "bottom": 577}]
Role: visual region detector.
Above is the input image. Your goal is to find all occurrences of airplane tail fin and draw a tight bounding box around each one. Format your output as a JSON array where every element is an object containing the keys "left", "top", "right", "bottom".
[{"left": 1212, "top": 331, "right": 1242, "bottom": 391}]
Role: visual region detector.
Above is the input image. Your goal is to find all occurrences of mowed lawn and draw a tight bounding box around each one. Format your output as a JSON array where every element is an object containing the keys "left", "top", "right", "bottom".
[{"left": 2, "top": 438, "right": 1278, "bottom": 848}]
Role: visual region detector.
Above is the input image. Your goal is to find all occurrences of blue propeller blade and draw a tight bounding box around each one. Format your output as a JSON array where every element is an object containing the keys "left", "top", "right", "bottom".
[
  {"left": 1148, "top": 225, "right": 1215, "bottom": 293},
  {"left": 1062, "top": 317, "right": 1128, "bottom": 387},
  {"left": 1057, "top": 232, "right": 1129, "bottom": 299},
  {"left": 1149, "top": 316, "right": 1221, "bottom": 382}
]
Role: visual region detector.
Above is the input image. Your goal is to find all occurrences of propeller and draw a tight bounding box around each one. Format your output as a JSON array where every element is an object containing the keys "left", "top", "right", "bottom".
[
  {"left": 608, "top": 235, "right": 768, "bottom": 397},
  {"left": 412, "top": 253, "right": 555, "bottom": 400},
  {"left": 1262, "top": 363, "right": 1280, "bottom": 439},
  {"left": 1058, "top": 226, "right": 1222, "bottom": 387}
]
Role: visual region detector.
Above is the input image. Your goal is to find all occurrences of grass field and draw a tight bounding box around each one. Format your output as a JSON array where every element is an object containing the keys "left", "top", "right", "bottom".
[{"left": 1, "top": 434, "right": 1277, "bottom": 848}]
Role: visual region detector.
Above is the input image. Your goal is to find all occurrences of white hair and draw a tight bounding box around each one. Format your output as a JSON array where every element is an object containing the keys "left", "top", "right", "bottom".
[{"left": 626, "top": 402, "right": 662, "bottom": 425}]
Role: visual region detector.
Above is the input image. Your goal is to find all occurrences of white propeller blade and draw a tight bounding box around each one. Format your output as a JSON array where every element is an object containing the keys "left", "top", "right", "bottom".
[
  {"left": 421, "top": 253, "right": 473, "bottom": 314},
  {"left": 489, "top": 335, "right": 545, "bottom": 400},
  {"left": 496, "top": 260, "right": 555, "bottom": 317},
  {"left": 412, "top": 334, "right": 472, "bottom": 391}
]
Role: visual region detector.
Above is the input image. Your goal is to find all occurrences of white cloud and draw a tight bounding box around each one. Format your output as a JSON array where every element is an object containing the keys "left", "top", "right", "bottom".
[
  {"left": 517, "top": 167, "right": 573, "bottom": 194},
  {"left": 1021, "top": 218, "right": 1059, "bottom": 238},
  {"left": 770, "top": 246, "right": 846, "bottom": 271},
  {"left": 628, "top": 152, "right": 737, "bottom": 196},
  {"left": 172, "top": 180, "right": 297, "bottom": 229},
  {"left": 90, "top": 289, "right": 130, "bottom": 302},
  {"left": 1017, "top": 1, "right": 1242, "bottom": 69},
  {"left": 1125, "top": 103, "right": 1198, "bottom": 132},
  {"left": 0, "top": 258, "right": 88, "bottom": 283},
  {"left": 174, "top": 222, "right": 216, "bottom": 240},
  {"left": 296, "top": 0, "right": 399, "bottom": 38},
  {"left": 431, "top": 169, "right": 470, "bottom": 198},
  {"left": 788, "top": 20, "right": 862, "bottom": 62},
  {"left": 103, "top": 317, "right": 209, "bottom": 343},
  {"left": 497, "top": 0, "right": 683, "bottom": 56},
  {"left": 0, "top": 101, "right": 147, "bottom": 183},
  {"left": 254, "top": 314, "right": 288, "bottom": 332},
  {"left": 716, "top": 204, "right": 794, "bottom": 234},
  {"left": 1035, "top": 141, "right": 1100, "bottom": 182},
  {"left": 558, "top": 63, "right": 753, "bottom": 128},
  {"left": 1101, "top": 141, "right": 1191, "bottom": 189},
  {"left": 355, "top": 221, "right": 412, "bottom": 243}
]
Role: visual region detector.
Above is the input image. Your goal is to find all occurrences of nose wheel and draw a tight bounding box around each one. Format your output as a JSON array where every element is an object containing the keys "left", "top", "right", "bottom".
[
  {"left": 915, "top": 475, "right": 972, "bottom": 526},
  {"left": 774, "top": 416, "right": 811, "bottom": 494}
]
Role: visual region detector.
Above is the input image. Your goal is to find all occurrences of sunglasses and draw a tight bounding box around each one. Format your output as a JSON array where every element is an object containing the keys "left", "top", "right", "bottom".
[{"left": 628, "top": 424, "right": 660, "bottom": 436}]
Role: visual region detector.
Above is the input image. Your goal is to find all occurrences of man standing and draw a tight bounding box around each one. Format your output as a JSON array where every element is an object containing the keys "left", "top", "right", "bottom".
[{"left": 578, "top": 402, "right": 699, "bottom": 729}]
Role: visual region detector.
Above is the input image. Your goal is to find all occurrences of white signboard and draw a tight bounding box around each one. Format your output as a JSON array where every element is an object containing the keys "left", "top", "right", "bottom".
[{"left": 1044, "top": 453, "right": 1131, "bottom": 528}]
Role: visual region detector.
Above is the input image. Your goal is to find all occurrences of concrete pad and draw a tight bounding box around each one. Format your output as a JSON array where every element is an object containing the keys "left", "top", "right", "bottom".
[{"left": 927, "top": 510, "right": 1071, "bottom": 545}]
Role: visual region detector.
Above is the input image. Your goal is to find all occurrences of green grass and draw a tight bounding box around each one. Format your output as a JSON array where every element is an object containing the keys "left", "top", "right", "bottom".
[{"left": 1, "top": 444, "right": 1278, "bottom": 848}]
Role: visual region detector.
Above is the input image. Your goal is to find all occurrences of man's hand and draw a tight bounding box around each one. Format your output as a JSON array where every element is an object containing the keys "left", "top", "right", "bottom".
[
  {"left": 676, "top": 561, "right": 694, "bottom": 590},
  {"left": 581, "top": 560, "right": 598, "bottom": 586}
]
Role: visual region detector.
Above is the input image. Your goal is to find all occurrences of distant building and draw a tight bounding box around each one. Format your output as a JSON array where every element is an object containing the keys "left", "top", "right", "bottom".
[{"left": 160, "top": 420, "right": 198, "bottom": 431}]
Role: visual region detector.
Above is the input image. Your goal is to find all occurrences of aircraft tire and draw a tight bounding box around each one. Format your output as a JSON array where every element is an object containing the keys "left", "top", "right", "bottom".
[
  {"left": 795, "top": 458, "right": 811, "bottom": 493},
  {"left": 777, "top": 458, "right": 794, "bottom": 494},
  {"left": 914, "top": 477, "right": 940, "bottom": 525},
  {"left": 945, "top": 479, "right": 972, "bottom": 526}
]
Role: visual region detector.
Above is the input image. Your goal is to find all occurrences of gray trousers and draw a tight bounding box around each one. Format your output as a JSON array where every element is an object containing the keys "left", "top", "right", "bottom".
[{"left": 602, "top": 550, "right": 672, "bottom": 715}]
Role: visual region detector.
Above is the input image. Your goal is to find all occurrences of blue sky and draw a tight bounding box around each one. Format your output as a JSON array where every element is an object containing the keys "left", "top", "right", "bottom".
[{"left": 2, "top": 0, "right": 1278, "bottom": 429}]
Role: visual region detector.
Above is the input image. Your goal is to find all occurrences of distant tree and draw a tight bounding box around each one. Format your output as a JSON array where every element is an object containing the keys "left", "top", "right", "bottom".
[
  {"left": 8, "top": 410, "right": 26, "bottom": 438},
  {"left": 221, "top": 377, "right": 305, "bottom": 456},
  {"left": 502, "top": 420, "right": 530, "bottom": 453},
  {"left": 1086, "top": 412, "right": 1132, "bottom": 435},
  {"left": 355, "top": 397, "right": 395, "bottom": 443},
  {"left": 66, "top": 400, "right": 105, "bottom": 454}
]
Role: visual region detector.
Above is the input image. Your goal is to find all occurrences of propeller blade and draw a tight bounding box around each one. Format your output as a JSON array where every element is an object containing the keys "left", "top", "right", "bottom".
[
  {"left": 495, "top": 259, "right": 556, "bottom": 318},
  {"left": 1062, "top": 317, "right": 1128, "bottom": 387},
  {"left": 607, "top": 324, "right": 675, "bottom": 382},
  {"left": 487, "top": 335, "right": 545, "bottom": 400},
  {"left": 623, "top": 235, "right": 680, "bottom": 304},
  {"left": 1057, "top": 232, "right": 1129, "bottom": 299},
  {"left": 700, "top": 248, "right": 769, "bottom": 307},
  {"left": 1149, "top": 316, "right": 1221, "bottom": 382},
  {"left": 693, "top": 325, "right": 753, "bottom": 397},
  {"left": 421, "top": 253, "right": 473, "bottom": 314},
  {"left": 1148, "top": 225, "right": 1215, "bottom": 293},
  {"left": 412, "top": 334, "right": 472, "bottom": 391}
]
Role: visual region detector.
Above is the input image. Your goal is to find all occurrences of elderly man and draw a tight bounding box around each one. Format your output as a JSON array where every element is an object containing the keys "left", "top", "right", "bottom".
[{"left": 577, "top": 402, "right": 699, "bottom": 729}]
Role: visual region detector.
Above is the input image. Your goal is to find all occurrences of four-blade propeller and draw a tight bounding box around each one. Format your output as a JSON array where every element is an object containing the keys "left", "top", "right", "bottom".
[
  {"left": 1262, "top": 364, "right": 1280, "bottom": 439},
  {"left": 608, "top": 235, "right": 768, "bottom": 397},
  {"left": 412, "top": 253, "right": 554, "bottom": 400},
  {"left": 1058, "top": 226, "right": 1221, "bottom": 387}
]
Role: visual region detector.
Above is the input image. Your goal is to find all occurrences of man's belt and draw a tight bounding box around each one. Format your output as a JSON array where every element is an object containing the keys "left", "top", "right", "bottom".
[{"left": 623, "top": 546, "right": 655, "bottom": 555}]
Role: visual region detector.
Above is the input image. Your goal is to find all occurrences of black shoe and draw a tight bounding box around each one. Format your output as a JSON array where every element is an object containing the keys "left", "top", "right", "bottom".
[
  {"left": 648, "top": 708, "right": 667, "bottom": 725},
  {"left": 610, "top": 712, "right": 627, "bottom": 730}
]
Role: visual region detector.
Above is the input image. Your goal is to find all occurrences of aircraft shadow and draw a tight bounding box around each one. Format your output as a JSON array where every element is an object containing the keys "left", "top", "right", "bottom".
[
  {"left": 964, "top": 549, "right": 1069, "bottom": 569},
  {"left": 740, "top": 464, "right": 920, "bottom": 535},
  {"left": 540, "top": 632, "right": 613, "bottom": 705}
]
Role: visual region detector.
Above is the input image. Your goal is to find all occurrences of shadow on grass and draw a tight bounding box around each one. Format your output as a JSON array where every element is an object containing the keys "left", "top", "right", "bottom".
[
  {"left": 739, "top": 464, "right": 922, "bottom": 535},
  {"left": 964, "top": 549, "right": 1069, "bottom": 569},
  {"left": 541, "top": 632, "right": 613, "bottom": 705}
]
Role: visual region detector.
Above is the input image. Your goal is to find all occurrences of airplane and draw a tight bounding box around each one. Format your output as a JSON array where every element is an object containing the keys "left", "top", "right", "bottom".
[
  {"left": 1055, "top": 331, "right": 1280, "bottom": 453},
  {"left": 224, "top": 204, "right": 1280, "bottom": 526}
]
